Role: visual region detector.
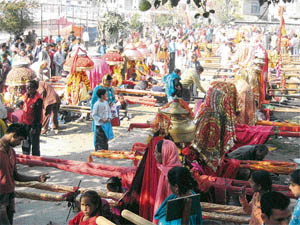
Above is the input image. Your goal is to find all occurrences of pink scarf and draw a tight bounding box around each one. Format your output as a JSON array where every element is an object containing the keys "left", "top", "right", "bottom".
[{"left": 153, "top": 140, "right": 182, "bottom": 223}]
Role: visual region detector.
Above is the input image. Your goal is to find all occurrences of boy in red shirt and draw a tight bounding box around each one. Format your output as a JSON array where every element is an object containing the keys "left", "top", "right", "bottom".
[{"left": 0, "top": 123, "right": 49, "bottom": 224}]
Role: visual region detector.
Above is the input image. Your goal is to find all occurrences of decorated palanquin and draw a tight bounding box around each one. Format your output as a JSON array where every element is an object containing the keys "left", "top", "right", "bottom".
[
  {"left": 4, "top": 61, "right": 36, "bottom": 106},
  {"left": 64, "top": 48, "right": 92, "bottom": 105}
]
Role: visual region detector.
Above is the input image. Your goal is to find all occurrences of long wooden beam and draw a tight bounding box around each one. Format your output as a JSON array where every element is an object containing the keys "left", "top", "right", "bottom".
[
  {"left": 15, "top": 181, "right": 123, "bottom": 200},
  {"left": 202, "top": 212, "right": 249, "bottom": 224},
  {"left": 121, "top": 210, "right": 155, "bottom": 225},
  {"left": 96, "top": 217, "right": 116, "bottom": 225},
  {"left": 115, "top": 88, "right": 166, "bottom": 97}
]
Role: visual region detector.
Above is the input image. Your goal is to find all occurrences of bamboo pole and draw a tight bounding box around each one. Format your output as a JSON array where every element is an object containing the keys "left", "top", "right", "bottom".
[
  {"left": 201, "top": 202, "right": 247, "bottom": 216},
  {"left": 15, "top": 181, "right": 123, "bottom": 200},
  {"left": 202, "top": 212, "right": 250, "bottom": 224},
  {"left": 15, "top": 190, "right": 65, "bottom": 201},
  {"left": 114, "top": 88, "right": 166, "bottom": 97},
  {"left": 121, "top": 210, "right": 155, "bottom": 225},
  {"left": 271, "top": 94, "right": 300, "bottom": 98},
  {"left": 96, "top": 217, "right": 116, "bottom": 225}
]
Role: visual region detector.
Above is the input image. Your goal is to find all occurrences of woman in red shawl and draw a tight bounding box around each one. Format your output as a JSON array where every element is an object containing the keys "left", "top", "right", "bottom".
[
  {"left": 193, "top": 81, "right": 239, "bottom": 170},
  {"left": 153, "top": 140, "right": 182, "bottom": 223}
]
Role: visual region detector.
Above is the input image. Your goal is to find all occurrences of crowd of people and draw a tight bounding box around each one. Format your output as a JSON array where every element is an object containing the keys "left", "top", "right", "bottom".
[{"left": 1, "top": 20, "right": 300, "bottom": 225}]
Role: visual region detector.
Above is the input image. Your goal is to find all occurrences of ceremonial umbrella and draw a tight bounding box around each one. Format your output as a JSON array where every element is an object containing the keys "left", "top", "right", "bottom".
[
  {"left": 64, "top": 52, "right": 94, "bottom": 72},
  {"left": 124, "top": 43, "right": 144, "bottom": 61},
  {"left": 136, "top": 42, "right": 150, "bottom": 57},
  {"left": 102, "top": 51, "right": 124, "bottom": 65},
  {"left": 6, "top": 65, "right": 36, "bottom": 86}
]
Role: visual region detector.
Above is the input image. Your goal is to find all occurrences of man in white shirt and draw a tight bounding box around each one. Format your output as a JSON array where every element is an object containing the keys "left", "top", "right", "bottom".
[
  {"left": 82, "top": 30, "right": 90, "bottom": 51},
  {"left": 53, "top": 45, "right": 65, "bottom": 76}
]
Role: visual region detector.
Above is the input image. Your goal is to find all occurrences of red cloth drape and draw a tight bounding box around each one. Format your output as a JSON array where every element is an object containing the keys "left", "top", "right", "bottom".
[
  {"left": 16, "top": 154, "right": 136, "bottom": 189},
  {"left": 128, "top": 123, "right": 151, "bottom": 131},
  {"left": 139, "top": 136, "right": 164, "bottom": 221},
  {"left": 233, "top": 124, "right": 273, "bottom": 150}
]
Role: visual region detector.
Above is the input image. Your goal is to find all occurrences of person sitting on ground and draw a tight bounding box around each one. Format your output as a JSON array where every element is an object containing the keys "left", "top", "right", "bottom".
[
  {"left": 226, "top": 144, "right": 269, "bottom": 161},
  {"left": 134, "top": 79, "right": 149, "bottom": 91},
  {"left": 153, "top": 140, "right": 182, "bottom": 222},
  {"left": 106, "top": 177, "right": 124, "bottom": 193},
  {"left": 181, "top": 65, "right": 206, "bottom": 102},
  {"left": 260, "top": 191, "right": 291, "bottom": 225},
  {"left": 105, "top": 176, "right": 125, "bottom": 218},
  {"left": 69, "top": 190, "right": 117, "bottom": 225},
  {"left": 288, "top": 169, "right": 300, "bottom": 224},
  {"left": 239, "top": 170, "right": 272, "bottom": 225},
  {"left": 154, "top": 166, "right": 203, "bottom": 225},
  {"left": 76, "top": 90, "right": 93, "bottom": 122},
  {"left": 0, "top": 123, "right": 49, "bottom": 225},
  {"left": 117, "top": 94, "right": 131, "bottom": 121},
  {"left": 10, "top": 100, "right": 24, "bottom": 123}
]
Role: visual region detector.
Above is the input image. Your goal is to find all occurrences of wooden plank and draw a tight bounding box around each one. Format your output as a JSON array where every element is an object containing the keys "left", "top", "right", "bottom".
[
  {"left": 121, "top": 210, "right": 155, "bottom": 225},
  {"left": 271, "top": 107, "right": 300, "bottom": 113},
  {"left": 115, "top": 88, "right": 166, "bottom": 97}
]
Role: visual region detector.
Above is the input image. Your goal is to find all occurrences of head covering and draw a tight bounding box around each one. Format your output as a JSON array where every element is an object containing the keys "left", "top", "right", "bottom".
[
  {"left": 193, "top": 81, "right": 238, "bottom": 170},
  {"left": 153, "top": 140, "right": 181, "bottom": 222}
]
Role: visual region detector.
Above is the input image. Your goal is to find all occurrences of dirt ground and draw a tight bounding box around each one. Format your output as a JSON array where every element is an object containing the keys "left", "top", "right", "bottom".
[{"left": 12, "top": 103, "right": 300, "bottom": 225}]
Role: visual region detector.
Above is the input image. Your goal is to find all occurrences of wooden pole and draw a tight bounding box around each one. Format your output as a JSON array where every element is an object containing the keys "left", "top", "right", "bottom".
[
  {"left": 201, "top": 202, "right": 247, "bottom": 216},
  {"left": 202, "top": 212, "right": 250, "bottom": 224},
  {"left": 15, "top": 191, "right": 65, "bottom": 201},
  {"left": 121, "top": 210, "right": 155, "bottom": 225},
  {"left": 15, "top": 181, "right": 123, "bottom": 200},
  {"left": 96, "top": 216, "right": 116, "bottom": 225}
]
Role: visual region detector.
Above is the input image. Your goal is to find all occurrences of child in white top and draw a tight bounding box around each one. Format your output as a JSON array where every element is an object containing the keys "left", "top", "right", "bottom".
[{"left": 92, "top": 88, "right": 113, "bottom": 150}]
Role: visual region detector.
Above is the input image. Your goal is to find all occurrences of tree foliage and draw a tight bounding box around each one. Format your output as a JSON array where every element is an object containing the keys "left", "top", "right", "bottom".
[
  {"left": 213, "top": 0, "right": 242, "bottom": 23},
  {"left": 129, "top": 13, "right": 143, "bottom": 31},
  {"left": 102, "top": 12, "right": 128, "bottom": 43},
  {"left": 154, "top": 14, "right": 174, "bottom": 27},
  {"left": 0, "top": 0, "right": 37, "bottom": 37}
]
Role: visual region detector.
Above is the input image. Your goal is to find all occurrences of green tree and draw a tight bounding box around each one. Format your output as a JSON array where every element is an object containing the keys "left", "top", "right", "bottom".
[
  {"left": 102, "top": 12, "right": 128, "bottom": 44},
  {"left": 213, "top": 0, "right": 242, "bottom": 23},
  {"left": 129, "top": 13, "right": 143, "bottom": 32},
  {"left": 154, "top": 14, "right": 174, "bottom": 27},
  {"left": 0, "top": 0, "right": 37, "bottom": 37}
]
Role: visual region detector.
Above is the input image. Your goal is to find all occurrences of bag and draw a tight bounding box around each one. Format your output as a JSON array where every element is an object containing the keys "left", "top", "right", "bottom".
[{"left": 111, "top": 117, "right": 120, "bottom": 127}]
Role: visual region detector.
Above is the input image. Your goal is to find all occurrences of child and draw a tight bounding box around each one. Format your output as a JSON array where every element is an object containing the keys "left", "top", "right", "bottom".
[
  {"left": 239, "top": 170, "right": 272, "bottom": 225},
  {"left": 105, "top": 177, "right": 125, "bottom": 218},
  {"left": 69, "top": 190, "right": 113, "bottom": 225},
  {"left": 106, "top": 176, "right": 124, "bottom": 193},
  {"left": 69, "top": 191, "right": 101, "bottom": 225},
  {"left": 118, "top": 94, "right": 131, "bottom": 121},
  {"left": 289, "top": 169, "right": 300, "bottom": 224},
  {"left": 92, "top": 89, "right": 113, "bottom": 151}
]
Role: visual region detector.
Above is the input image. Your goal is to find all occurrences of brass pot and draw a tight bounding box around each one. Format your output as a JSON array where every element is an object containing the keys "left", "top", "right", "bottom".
[
  {"left": 168, "top": 114, "right": 196, "bottom": 143},
  {"left": 160, "top": 100, "right": 196, "bottom": 143}
]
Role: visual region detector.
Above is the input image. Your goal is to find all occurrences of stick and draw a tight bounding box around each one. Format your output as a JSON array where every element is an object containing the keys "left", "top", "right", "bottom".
[
  {"left": 115, "top": 88, "right": 166, "bottom": 97},
  {"left": 15, "top": 191, "right": 65, "bottom": 201},
  {"left": 202, "top": 212, "right": 250, "bottom": 224},
  {"left": 121, "top": 210, "right": 155, "bottom": 225},
  {"left": 96, "top": 217, "right": 116, "bottom": 225},
  {"left": 201, "top": 202, "right": 247, "bottom": 215},
  {"left": 15, "top": 181, "right": 123, "bottom": 200}
]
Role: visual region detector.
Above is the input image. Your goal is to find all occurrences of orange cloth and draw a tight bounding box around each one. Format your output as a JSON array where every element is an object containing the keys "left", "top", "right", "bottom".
[
  {"left": 153, "top": 140, "right": 182, "bottom": 223},
  {"left": 239, "top": 192, "right": 263, "bottom": 225}
]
